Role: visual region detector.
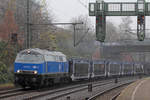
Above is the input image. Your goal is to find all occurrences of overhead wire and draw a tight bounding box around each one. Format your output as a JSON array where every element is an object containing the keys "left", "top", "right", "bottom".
[
  {"left": 75, "top": 28, "right": 89, "bottom": 46},
  {"left": 77, "top": 0, "right": 88, "bottom": 10}
]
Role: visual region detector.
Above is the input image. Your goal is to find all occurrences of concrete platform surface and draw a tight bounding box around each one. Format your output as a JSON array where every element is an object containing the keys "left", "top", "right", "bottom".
[{"left": 117, "top": 77, "right": 150, "bottom": 100}]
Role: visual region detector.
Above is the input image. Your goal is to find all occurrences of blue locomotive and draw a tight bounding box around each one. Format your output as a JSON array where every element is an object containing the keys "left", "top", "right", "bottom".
[
  {"left": 14, "top": 48, "right": 145, "bottom": 88},
  {"left": 14, "top": 48, "right": 69, "bottom": 88}
]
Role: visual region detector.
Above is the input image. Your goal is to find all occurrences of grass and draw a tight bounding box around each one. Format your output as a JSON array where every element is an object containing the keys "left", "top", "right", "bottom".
[{"left": 0, "top": 83, "right": 14, "bottom": 90}]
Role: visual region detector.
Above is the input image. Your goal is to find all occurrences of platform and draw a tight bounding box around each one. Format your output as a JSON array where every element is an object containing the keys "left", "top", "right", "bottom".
[{"left": 117, "top": 77, "right": 150, "bottom": 100}]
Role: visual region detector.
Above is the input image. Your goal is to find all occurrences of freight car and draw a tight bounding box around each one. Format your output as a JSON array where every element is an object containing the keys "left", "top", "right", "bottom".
[
  {"left": 122, "top": 62, "right": 134, "bottom": 76},
  {"left": 69, "top": 58, "right": 91, "bottom": 81},
  {"left": 92, "top": 60, "right": 106, "bottom": 78},
  {"left": 108, "top": 61, "right": 122, "bottom": 77},
  {"left": 134, "top": 62, "right": 144, "bottom": 75}
]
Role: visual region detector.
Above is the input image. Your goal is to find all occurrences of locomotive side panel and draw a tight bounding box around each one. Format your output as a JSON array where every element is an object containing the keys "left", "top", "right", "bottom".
[{"left": 45, "top": 55, "right": 68, "bottom": 74}]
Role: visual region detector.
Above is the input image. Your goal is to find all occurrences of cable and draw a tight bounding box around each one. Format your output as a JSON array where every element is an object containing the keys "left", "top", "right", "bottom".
[
  {"left": 75, "top": 28, "right": 89, "bottom": 46},
  {"left": 77, "top": 0, "right": 88, "bottom": 10}
]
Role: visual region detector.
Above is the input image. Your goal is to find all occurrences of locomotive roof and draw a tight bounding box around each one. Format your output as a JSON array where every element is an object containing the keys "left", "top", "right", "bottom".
[{"left": 19, "top": 48, "right": 66, "bottom": 57}]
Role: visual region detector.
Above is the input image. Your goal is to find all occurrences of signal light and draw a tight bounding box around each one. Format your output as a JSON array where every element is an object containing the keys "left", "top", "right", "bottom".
[
  {"left": 11, "top": 33, "right": 17, "bottom": 44},
  {"left": 137, "top": 15, "right": 145, "bottom": 24},
  {"left": 96, "top": 16, "right": 102, "bottom": 24},
  {"left": 138, "top": 20, "right": 140, "bottom": 24},
  {"left": 96, "top": 19, "right": 98, "bottom": 24},
  {"left": 142, "top": 15, "right": 144, "bottom": 19}
]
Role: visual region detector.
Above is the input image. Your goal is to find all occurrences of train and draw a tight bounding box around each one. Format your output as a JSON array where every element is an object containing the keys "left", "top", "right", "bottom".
[{"left": 14, "top": 48, "right": 144, "bottom": 88}]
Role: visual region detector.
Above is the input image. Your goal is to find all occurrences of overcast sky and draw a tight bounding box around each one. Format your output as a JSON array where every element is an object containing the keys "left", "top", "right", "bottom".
[{"left": 46, "top": 0, "right": 150, "bottom": 29}]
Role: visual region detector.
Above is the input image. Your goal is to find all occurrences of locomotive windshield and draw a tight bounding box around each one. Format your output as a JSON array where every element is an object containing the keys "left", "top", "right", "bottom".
[{"left": 15, "top": 53, "right": 44, "bottom": 63}]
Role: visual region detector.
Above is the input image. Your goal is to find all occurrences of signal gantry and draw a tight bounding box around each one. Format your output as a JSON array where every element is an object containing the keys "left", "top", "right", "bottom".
[{"left": 89, "top": 0, "right": 148, "bottom": 42}]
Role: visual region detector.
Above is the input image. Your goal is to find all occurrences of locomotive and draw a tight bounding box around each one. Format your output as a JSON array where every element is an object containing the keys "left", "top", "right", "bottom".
[
  {"left": 14, "top": 48, "right": 144, "bottom": 88},
  {"left": 14, "top": 48, "right": 70, "bottom": 88}
]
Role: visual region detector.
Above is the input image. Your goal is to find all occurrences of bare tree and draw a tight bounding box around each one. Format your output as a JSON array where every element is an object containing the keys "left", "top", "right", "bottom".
[
  {"left": 106, "top": 21, "right": 120, "bottom": 42},
  {"left": 119, "top": 16, "right": 135, "bottom": 40}
]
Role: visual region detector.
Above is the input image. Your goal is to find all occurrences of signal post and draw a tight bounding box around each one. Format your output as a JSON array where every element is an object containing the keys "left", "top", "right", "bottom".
[{"left": 95, "top": 0, "right": 106, "bottom": 42}]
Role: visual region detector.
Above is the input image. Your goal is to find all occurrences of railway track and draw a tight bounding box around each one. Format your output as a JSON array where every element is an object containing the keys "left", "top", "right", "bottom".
[
  {"left": 23, "top": 77, "right": 137, "bottom": 100},
  {"left": 0, "top": 77, "right": 139, "bottom": 100},
  {"left": 0, "top": 79, "right": 114, "bottom": 100},
  {"left": 46, "top": 81, "right": 115, "bottom": 100},
  {"left": 0, "top": 88, "right": 34, "bottom": 100},
  {"left": 0, "top": 88, "right": 22, "bottom": 95},
  {"left": 23, "top": 79, "right": 114, "bottom": 100},
  {"left": 88, "top": 81, "right": 133, "bottom": 100}
]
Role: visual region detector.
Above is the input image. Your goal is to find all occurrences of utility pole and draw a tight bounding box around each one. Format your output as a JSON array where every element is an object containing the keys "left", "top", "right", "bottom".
[
  {"left": 73, "top": 24, "right": 76, "bottom": 47},
  {"left": 26, "top": 0, "right": 30, "bottom": 48}
]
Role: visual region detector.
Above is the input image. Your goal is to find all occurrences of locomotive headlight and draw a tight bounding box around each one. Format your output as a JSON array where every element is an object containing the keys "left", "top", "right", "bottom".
[
  {"left": 17, "top": 70, "right": 20, "bottom": 73},
  {"left": 34, "top": 71, "right": 38, "bottom": 74},
  {"left": 27, "top": 50, "right": 31, "bottom": 54}
]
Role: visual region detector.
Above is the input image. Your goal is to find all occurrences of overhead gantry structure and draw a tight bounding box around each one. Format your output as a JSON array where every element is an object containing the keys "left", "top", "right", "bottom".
[{"left": 89, "top": 0, "right": 148, "bottom": 42}]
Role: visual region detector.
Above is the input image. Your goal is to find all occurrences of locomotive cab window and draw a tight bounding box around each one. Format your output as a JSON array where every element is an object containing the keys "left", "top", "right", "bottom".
[
  {"left": 59, "top": 56, "right": 63, "bottom": 62},
  {"left": 56, "top": 56, "right": 59, "bottom": 62},
  {"left": 44, "top": 55, "right": 55, "bottom": 61},
  {"left": 63, "top": 57, "right": 67, "bottom": 62},
  {"left": 15, "top": 54, "right": 44, "bottom": 63}
]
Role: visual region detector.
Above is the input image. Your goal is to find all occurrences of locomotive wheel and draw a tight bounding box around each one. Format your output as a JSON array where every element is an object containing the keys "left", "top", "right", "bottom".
[
  {"left": 32, "top": 82, "right": 42, "bottom": 89},
  {"left": 48, "top": 79, "right": 54, "bottom": 87},
  {"left": 60, "top": 78, "right": 65, "bottom": 84},
  {"left": 21, "top": 84, "right": 26, "bottom": 89},
  {"left": 44, "top": 79, "right": 49, "bottom": 87},
  {"left": 68, "top": 78, "right": 72, "bottom": 83}
]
